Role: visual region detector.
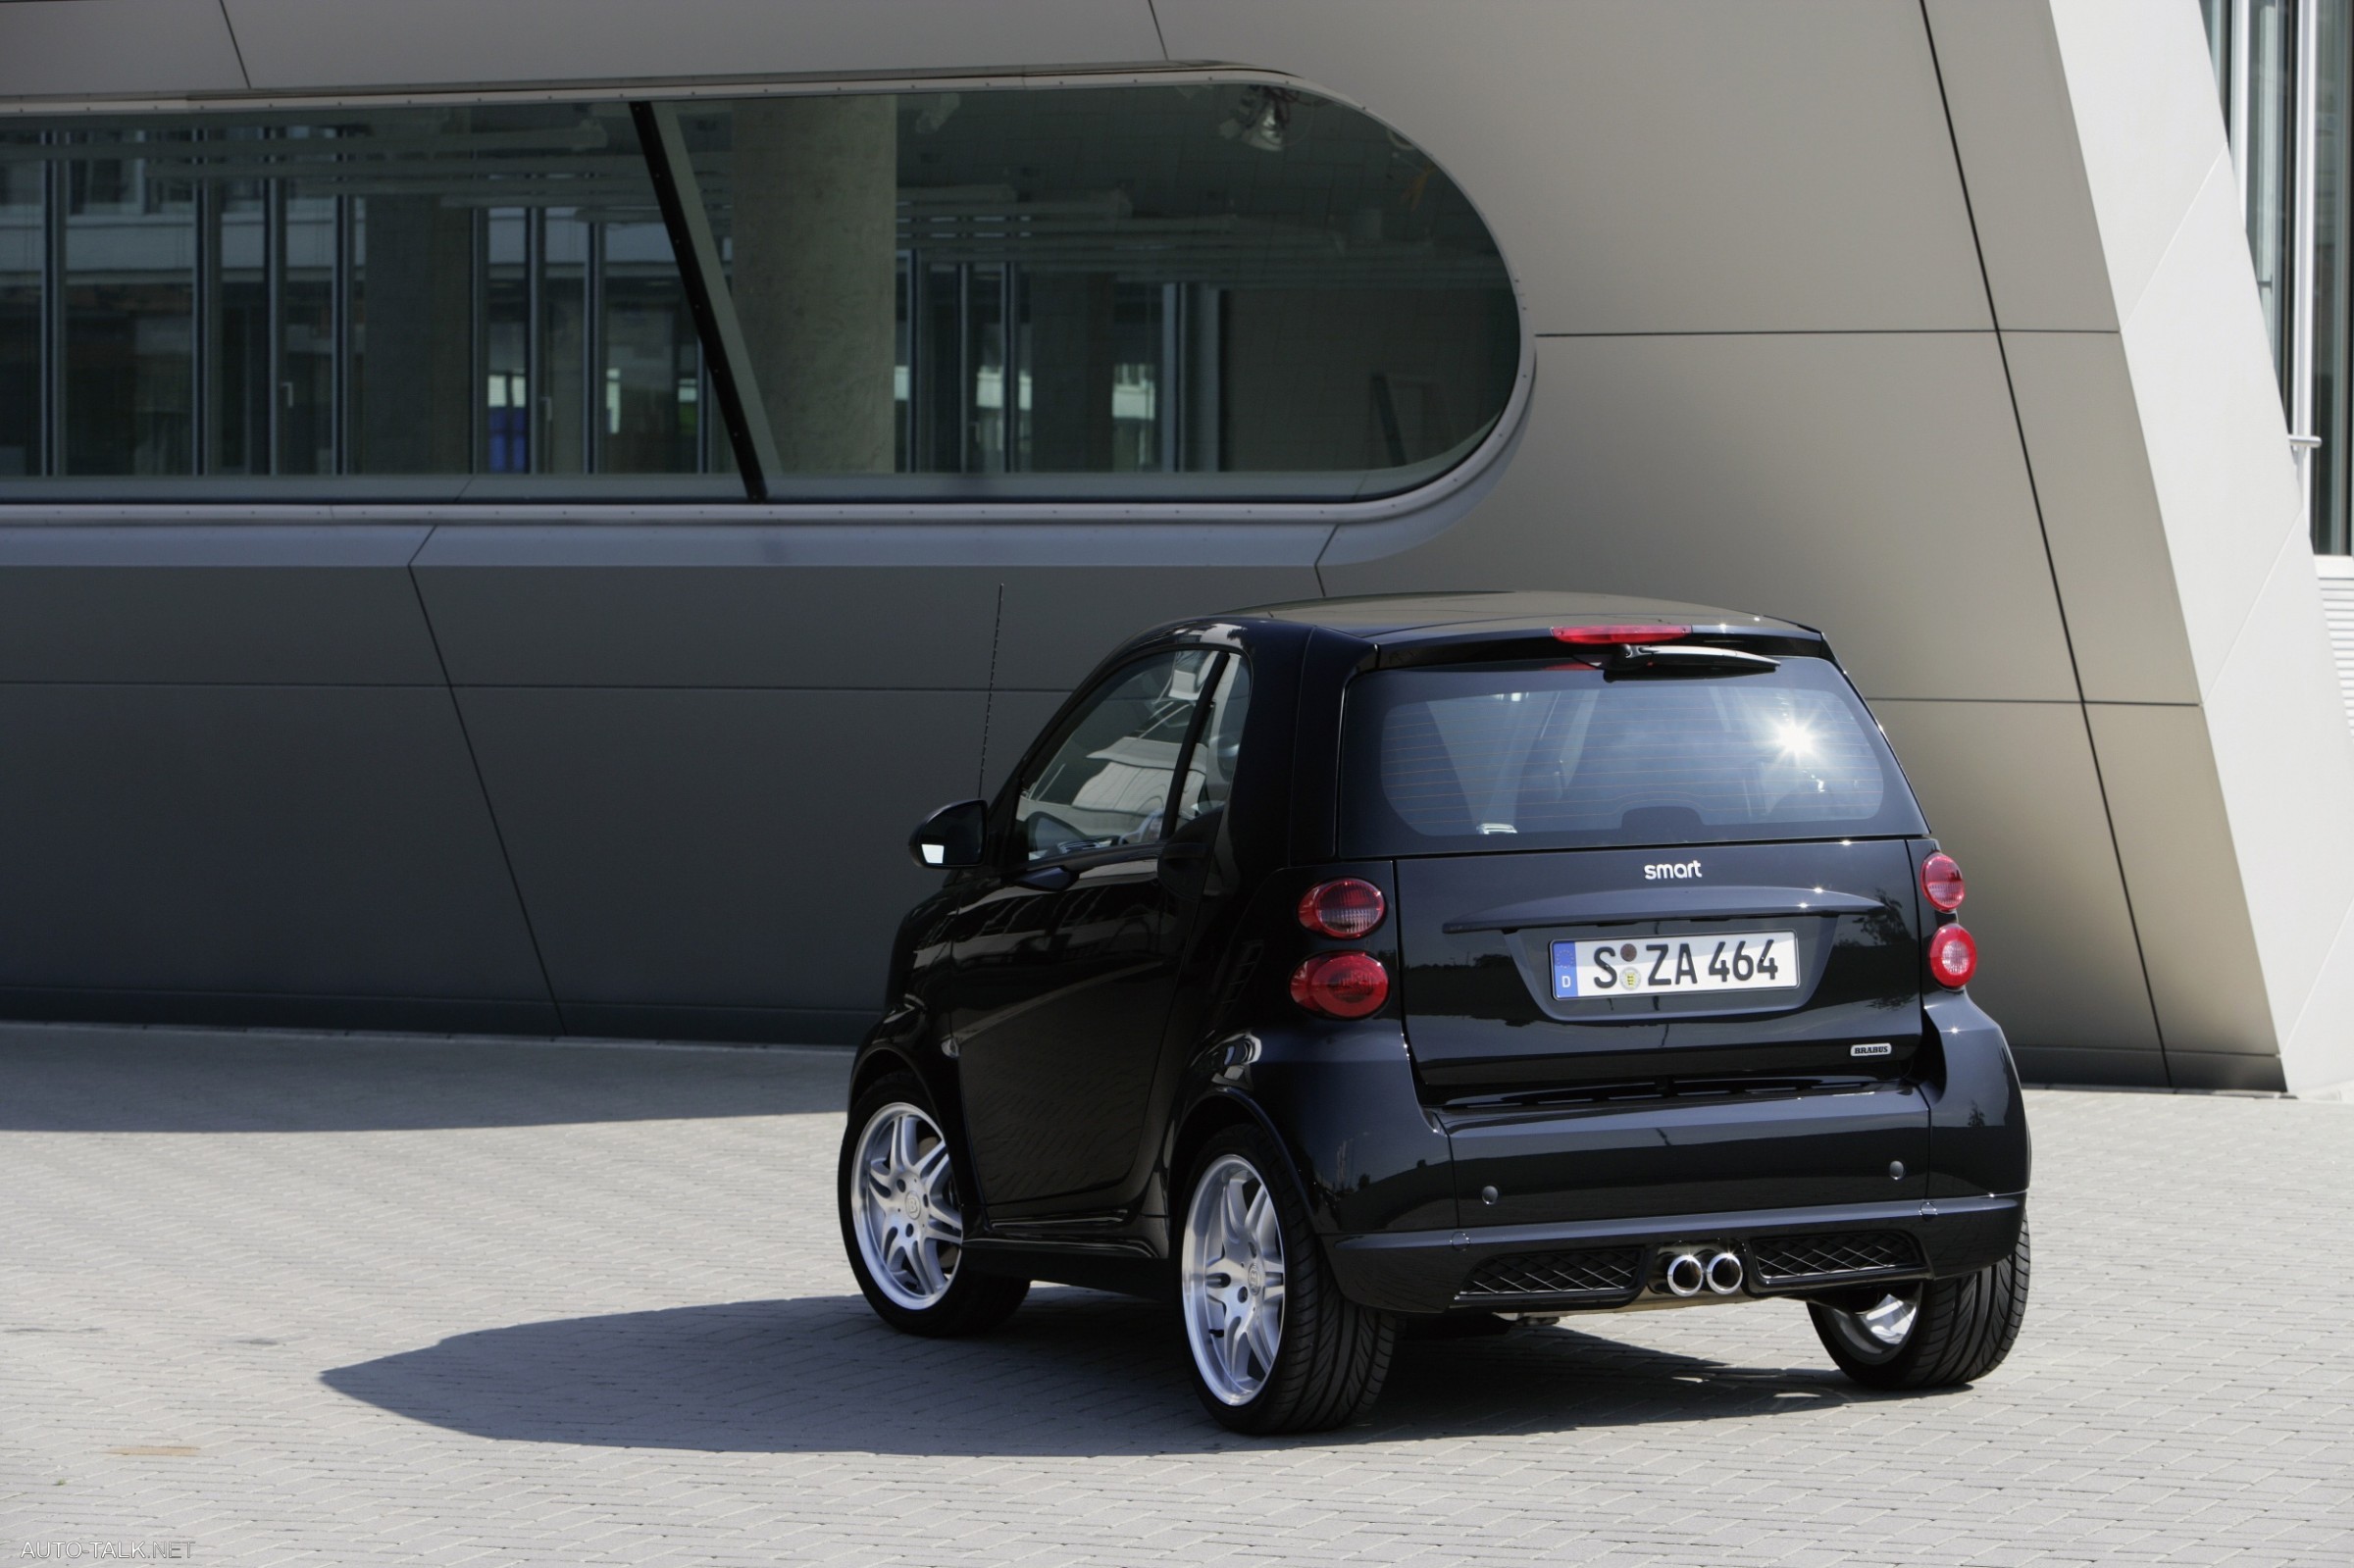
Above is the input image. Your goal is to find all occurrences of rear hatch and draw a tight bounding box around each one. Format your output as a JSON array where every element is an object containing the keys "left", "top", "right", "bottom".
[{"left": 1341, "top": 632, "right": 1935, "bottom": 1223}]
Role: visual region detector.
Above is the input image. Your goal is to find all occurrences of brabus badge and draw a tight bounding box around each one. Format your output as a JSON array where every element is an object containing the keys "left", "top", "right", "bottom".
[{"left": 1851, "top": 1042, "right": 1893, "bottom": 1057}]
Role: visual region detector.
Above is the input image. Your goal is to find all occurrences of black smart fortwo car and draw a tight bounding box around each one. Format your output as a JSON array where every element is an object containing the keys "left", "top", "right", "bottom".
[{"left": 840, "top": 592, "right": 2030, "bottom": 1433}]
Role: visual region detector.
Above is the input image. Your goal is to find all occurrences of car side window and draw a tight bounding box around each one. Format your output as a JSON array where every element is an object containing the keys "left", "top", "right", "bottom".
[
  {"left": 1014, "top": 649, "right": 1218, "bottom": 862},
  {"left": 1175, "top": 654, "right": 1251, "bottom": 826}
]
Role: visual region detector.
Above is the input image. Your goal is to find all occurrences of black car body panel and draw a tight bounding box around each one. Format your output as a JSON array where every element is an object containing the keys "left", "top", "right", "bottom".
[
  {"left": 1394, "top": 839, "right": 1926, "bottom": 1090},
  {"left": 852, "top": 592, "right": 2029, "bottom": 1317}
]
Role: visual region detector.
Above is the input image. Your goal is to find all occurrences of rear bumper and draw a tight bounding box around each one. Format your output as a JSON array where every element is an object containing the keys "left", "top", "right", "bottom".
[{"left": 1326, "top": 1192, "right": 2023, "bottom": 1315}]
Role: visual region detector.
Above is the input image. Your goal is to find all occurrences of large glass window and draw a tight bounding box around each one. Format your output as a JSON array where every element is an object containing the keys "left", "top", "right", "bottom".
[
  {"left": 2204, "top": 0, "right": 2354, "bottom": 552},
  {"left": 0, "top": 105, "right": 722, "bottom": 495},
  {"left": 0, "top": 84, "right": 1516, "bottom": 503}
]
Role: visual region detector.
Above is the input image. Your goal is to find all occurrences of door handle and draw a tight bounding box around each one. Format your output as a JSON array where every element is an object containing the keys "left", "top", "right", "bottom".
[{"left": 1016, "top": 864, "right": 1076, "bottom": 891}]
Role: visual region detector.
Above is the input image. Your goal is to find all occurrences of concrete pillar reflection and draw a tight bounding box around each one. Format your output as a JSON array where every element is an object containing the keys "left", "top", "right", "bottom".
[
  {"left": 359, "top": 196, "right": 473, "bottom": 473},
  {"left": 730, "top": 96, "right": 896, "bottom": 474},
  {"left": 1027, "top": 273, "right": 1115, "bottom": 472}
]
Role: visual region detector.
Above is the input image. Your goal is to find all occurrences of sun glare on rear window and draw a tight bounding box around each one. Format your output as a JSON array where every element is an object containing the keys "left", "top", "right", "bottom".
[{"left": 1340, "top": 657, "right": 1923, "bottom": 854}]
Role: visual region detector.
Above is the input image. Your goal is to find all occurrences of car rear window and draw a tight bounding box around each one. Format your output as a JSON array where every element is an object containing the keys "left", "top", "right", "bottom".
[{"left": 1340, "top": 656, "right": 1926, "bottom": 854}]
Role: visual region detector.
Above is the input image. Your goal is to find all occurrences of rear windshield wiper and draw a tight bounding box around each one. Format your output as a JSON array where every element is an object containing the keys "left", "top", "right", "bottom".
[{"left": 1604, "top": 643, "right": 1781, "bottom": 676}]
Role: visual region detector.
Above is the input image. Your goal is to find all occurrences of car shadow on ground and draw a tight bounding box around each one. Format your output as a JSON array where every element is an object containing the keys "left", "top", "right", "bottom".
[
  {"left": 0, "top": 1027, "right": 848, "bottom": 1132},
  {"left": 324, "top": 1287, "right": 1902, "bottom": 1454}
]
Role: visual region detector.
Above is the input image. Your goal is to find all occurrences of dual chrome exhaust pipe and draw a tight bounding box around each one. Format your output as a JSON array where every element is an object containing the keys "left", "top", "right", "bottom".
[{"left": 1662, "top": 1247, "right": 1744, "bottom": 1297}]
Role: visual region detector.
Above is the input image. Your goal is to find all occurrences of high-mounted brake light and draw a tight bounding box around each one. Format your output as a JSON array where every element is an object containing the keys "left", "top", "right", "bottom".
[
  {"left": 1298, "top": 878, "right": 1387, "bottom": 937},
  {"left": 1289, "top": 952, "right": 1391, "bottom": 1019},
  {"left": 1552, "top": 624, "right": 1690, "bottom": 646},
  {"left": 1927, "top": 924, "right": 1977, "bottom": 988},
  {"left": 1920, "top": 853, "right": 1966, "bottom": 912}
]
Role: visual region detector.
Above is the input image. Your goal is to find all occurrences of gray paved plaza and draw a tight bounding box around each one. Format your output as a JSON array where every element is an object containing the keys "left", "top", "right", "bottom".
[{"left": 2, "top": 1025, "right": 2350, "bottom": 1567}]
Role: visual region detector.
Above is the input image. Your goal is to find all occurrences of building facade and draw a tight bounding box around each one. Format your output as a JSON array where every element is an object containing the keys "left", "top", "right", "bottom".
[{"left": 1, "top": 0, "right": 2349, "bottom": 1092}]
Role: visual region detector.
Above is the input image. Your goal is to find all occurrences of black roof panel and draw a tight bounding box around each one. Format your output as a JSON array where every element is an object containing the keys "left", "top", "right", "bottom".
[{"left": 1236, "top": 590, "right": 1816, "bottom": 644}]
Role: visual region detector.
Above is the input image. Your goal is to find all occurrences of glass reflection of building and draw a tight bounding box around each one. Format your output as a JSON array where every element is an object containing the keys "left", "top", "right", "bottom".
[
  {"left": 2203, "top": 0, "right": 2354, "bottom": 553},
  {"left": 0, "top": 87, "right": 1517, "bottom": 499}
]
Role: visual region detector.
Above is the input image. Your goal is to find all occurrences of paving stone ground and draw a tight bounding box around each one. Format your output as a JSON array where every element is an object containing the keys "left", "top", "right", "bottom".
[{"left": 1, "top": 1023, "right": 2350, "bottom": 1567}]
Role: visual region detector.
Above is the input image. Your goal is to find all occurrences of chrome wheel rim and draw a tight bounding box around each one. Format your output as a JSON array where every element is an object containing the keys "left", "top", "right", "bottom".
[
  {"left": 849, "top": 1101, "right": 963, "bottom": 1311},
  {"left": 1181, "top": 1153, "right": 1287, "bottom": 1406},
  {"left": 1827, "top": 1290, "right": 1919, "bottom": 1360}
]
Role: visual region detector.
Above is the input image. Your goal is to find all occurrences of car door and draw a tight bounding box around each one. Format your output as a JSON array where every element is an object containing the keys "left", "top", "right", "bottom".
[{"left": 949, "top": 646, "right": 1237, "bottom": 1213}]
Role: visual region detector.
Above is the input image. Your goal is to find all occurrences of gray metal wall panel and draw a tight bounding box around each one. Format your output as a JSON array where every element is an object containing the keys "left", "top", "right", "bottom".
[
  {"left": 2049, "top": 0, "right": 2237, "bottom": 330},
  {"left": 1872, "top": 696, "right": 2162, "bottom": 1061},
  {"left": 2001, "top": 331, "right": 2201, "bottom": 704},
  {"left": 0, "top": 684, "right": 548, "bottom": 1001},
  {"left": 2085, "top": 703, "right": 2273, "bottom": 1063},
  {"left": 1154, "top": 0, "right": 1989, "bottom": 335},
  {"left": 412, "top": 564, "right": 1000, "bottom": 689},
  {"left": 989, "top": 566, "right": 1320, "bottom": 691},
  {"left": 454, "top": 686, "right": 987, "bottom": 1017},
  {"left": 1325, "top": 334, "right": 2078, "bottom": 705},
  {"left": 0, "top": 528, "right": 443, "bottom": 684},
  {"left": 1922, "top": 0, "right": 2118, "bottom": 331},
  {"left": 409, "top": 531, "right": 1321, "bottom": 691},
  {"left": 0, "top": 0, "right": 246, "bottom": 98},
  {"left": 220, "top": 0, "right": 1163, "bottom": 90}
]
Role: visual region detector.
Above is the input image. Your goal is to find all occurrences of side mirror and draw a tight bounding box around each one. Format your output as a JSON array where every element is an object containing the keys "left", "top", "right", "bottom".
[{"left": 909, "top": 798, "right": 988, "bottom": 869}]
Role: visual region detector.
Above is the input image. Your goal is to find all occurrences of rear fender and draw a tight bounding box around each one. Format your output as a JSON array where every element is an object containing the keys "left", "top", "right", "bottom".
[
  {"left": 1169, "top": 1021, "right": 1458, "bottom": 1238},
  {"left": 1919, "top": 988, "right": 2030, "bottom": 1198}
]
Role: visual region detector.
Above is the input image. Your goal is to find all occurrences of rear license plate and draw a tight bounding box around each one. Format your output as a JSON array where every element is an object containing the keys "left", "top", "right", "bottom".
[{"left": 1551, "top": 932, "right": 1797, "bottom": 999}]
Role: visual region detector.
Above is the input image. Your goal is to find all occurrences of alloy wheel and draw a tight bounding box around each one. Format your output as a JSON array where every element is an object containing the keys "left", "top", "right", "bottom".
[
  {"left": 849, "top": 1101, "right": 964, "bottom": 1310},
  {"left": 1181, "top": 1152, "right": 1288, "bottom": 1405},
  {"left": 1819, "top": 1289, "right": 1921, "bottom": 1363}
]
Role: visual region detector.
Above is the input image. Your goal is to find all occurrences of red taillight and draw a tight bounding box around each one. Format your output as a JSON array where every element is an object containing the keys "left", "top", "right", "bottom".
[
  {"left": 1920, "top": 852, "right": 1966, "bottom": 912},
  {"left": 1552, "top": 624, "right": 1690, "bottom": 646},
  {"left": 1289, "top": 952, "right": 1391, "bottom": 1018},
  {"left": 1927, "top": 924, "right": 1977, "bottom": 988},
  {"left": 1298, "top": 878, "right": 1387, "bottom": 937}
]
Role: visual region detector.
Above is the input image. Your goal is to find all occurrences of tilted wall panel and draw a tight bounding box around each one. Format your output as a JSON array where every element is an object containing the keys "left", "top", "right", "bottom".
[
  {"left": 1872, "top": 698, "right": 2164, "bottom": 1079},
  {"left": 2200, "top": 531, "right": 2354, "bottom": 1088},
  {"left": 410, "top": 531, "right": 1320, "bottom": 694},
  {"left": 987, "top": 566, "right": 1322, "bottom": 692},
  {"left": 1920, "top": 0, "right": 2116, "bottom": 331},
  {"left": 1325, "top": 334, "right": 2078, "bottom": 706},
  {"left": 454, "top": 686, "right": 991, "bottom": 1038},
  {"left": 2046, "top": 0, "right": 2354, "bottom": 1088},
  {"left": 1155, "top": 0, "right": 1989, "bottom": 335},
  {"left": 2047, "top": 0, "right": 2238, "bottom": 329},
  {"left": 0, "top": 684, "right": 550, "bottom": 1011},
  {"left": 2083, "top": 700, "right": 2277, "bottom": 1087},
  {"left": 1999, "top": 332, "right": 2200, "bottom": 705},
  {"left": 0, "top": 529, "right": 443, "bottom": 686},
  {"left": 0, "top": 0, "right": 246, "bottom": 98},
  {"left": 412, "top": 560, "right": 1002, "bottom": 690}
]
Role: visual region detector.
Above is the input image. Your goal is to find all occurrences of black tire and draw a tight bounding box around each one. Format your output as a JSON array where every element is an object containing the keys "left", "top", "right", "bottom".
[
  {"left": 839, "top": 1071, "right": 1029, "bottom": 1338},
  {"left": 1810, "top": 1214, "right": 2029, "bottom": 1391},
  {"left": 1177, "top": 1125, "right": 1396, "bottom": 1434}
]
